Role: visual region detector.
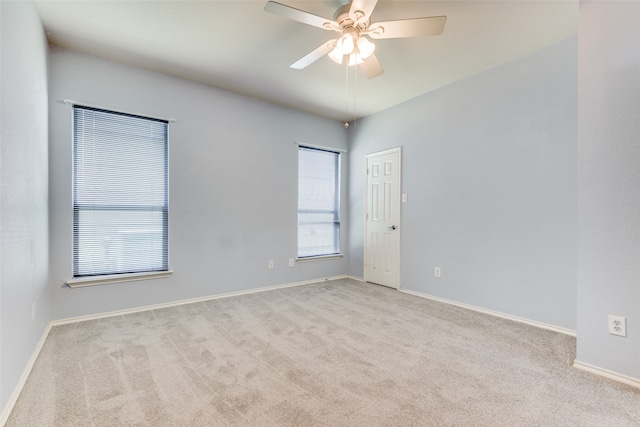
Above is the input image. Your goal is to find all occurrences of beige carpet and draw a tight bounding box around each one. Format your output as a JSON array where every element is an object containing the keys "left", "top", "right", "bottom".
[{"left": 6, "top": 279, "right": 640, "bottom": 426}]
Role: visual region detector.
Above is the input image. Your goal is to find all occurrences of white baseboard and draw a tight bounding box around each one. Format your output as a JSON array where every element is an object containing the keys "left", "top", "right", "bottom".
[
  {"left": 0, "top": 323, "right": 52, "bottom": 427},
  {"left": 573, "top": 360, "right": 640, "bottom": 390},
  {"left": 52, "top": 275, "right": 351, "bottom": 326},
  {"left": 399, "top": 288, "right": 577, "bottom": 337}
]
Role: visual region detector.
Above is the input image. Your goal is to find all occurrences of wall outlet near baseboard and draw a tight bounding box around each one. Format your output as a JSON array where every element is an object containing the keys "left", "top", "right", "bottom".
[
  {"left": 434, "top": 267, "right": 441, "bottom": 278},
  {"left": 608, "top": 315, "right": 626, "bottom": 337},
  {"left": 288, "top": 258, "right": 295, "bottom": 267},
  {"left": 268, "top": 260, "right": 274, "bottom": 270}
]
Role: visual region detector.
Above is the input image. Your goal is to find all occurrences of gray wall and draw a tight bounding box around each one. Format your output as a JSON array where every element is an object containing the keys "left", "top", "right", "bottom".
[
  {"left": 349, "top": 37, "right": 578, "bottom": 330},
  {"left": 0, "top": 0, "right": 51, "bottom": 412},
  {"left": 576, "top": 1, "right": 640, "bottom": 379},
  {"left": 48, "top": 47, "right": 349, "bottom": 320}
]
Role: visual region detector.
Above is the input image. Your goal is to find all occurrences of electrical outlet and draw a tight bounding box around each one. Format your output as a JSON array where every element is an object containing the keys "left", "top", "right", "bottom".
[
  {"left": 434, "top": 267, "right": 441, "bottom": 278},
  {"left": 32, "top": 302, "right": 35, "bottom": 322},
  {"left": 288, "top": 258, "right": 295, "bottom": 267},
  {"left": 268, "top": 260, "right": 274, "bottom": 270},
  {"left": 608, "top": 315, "right": 626, "bottom": 337}
]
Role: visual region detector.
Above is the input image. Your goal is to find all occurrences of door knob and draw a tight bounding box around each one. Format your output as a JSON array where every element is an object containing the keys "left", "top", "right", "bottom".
[{"left": 390, "top": 225, "right": 397, "bottom": 230}]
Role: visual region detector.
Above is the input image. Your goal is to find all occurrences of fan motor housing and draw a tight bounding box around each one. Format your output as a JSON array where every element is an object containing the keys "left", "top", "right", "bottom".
[{"left": 333, "top": 4, "right": 369, "bottom": 32}]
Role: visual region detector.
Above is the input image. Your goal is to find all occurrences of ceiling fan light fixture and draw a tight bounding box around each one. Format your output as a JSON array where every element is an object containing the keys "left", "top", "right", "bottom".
[
  {"left": 356, "top": 36, "right": 375, "bottom": 59},
  {"left": 336, "top": 33, "right": 355, "bottom": 55},
  {"left": 348, "top": 51, "right": 363, "bottom": 66},
  {"left": 328, "top": 46, "right": 344, "bottom": 64}
]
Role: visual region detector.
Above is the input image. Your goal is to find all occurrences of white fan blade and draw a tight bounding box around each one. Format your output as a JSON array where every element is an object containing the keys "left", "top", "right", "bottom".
[
  {"left": 265, "top": 1, "right": 335, "bottom": 31},
  {"left": 291, "top": 40, "right": 337, "bottom": 70},
  {"left": 349, "top": 0, "right": 379, "bottom": 24},
  {"left": 360, "top": 53, "right": 384, "bottom": 79},
  {"left": 368, "top": 16, "right": 447, "bottom": 39}
]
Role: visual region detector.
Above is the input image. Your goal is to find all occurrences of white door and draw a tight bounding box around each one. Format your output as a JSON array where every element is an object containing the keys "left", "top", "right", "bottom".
[{"left": 364, "top": 148, "right": 401, "bottom": 289}]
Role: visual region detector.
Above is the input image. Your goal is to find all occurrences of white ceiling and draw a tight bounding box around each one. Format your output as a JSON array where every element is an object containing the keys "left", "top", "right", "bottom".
[{"left": 35, "top": 0, "right": 578, "bottom": 122}]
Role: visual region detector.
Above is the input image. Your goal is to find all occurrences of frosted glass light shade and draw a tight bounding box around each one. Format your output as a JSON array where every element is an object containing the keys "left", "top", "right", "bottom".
[
  {"left": 357, "top": 36, "right": 375, "bottom": 59},
  {"left": 336, "top": 34, "right": 355, "bottom": 55},
  {"left": 328, "top": 47, "right": 343, "bottom": 64},
  {"left": 328, "top": 35, "right": 375, "bottom": 66},
  {"left": 348, "top": 52, "right": 363, "bottom": 66}
]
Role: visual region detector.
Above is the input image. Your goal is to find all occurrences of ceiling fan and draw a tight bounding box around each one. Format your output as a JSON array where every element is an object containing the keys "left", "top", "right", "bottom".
[{"left": 264, "top": 0, "right": 447, "bottom": 79}]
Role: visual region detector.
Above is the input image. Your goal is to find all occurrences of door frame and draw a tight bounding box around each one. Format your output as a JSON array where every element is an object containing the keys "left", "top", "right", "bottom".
[{"left": 363, "top": 147, "right": 402, "bottom": 290}]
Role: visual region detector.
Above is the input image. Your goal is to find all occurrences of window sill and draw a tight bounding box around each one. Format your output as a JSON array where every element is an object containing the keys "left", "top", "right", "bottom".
[
  {"left": 66, "top": 270, "right": 173, "bottom": 288},
  {"left": 296, "top": 254, "right": 343, "bottom": 263}
]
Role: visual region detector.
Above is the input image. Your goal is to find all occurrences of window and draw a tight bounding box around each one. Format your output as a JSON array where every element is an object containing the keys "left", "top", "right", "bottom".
[
  {"left": 298, "top": 146, "right": 340, "bottom": 258},
  {"left": 72, "top": 105, "right": 169, "bottom": 278}
]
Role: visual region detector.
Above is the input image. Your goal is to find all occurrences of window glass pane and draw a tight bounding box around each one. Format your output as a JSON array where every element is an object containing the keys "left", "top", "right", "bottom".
[
  {"left": 299, "top": 148, "right": 338, "bottom": 211},
  {"left": 298, "top": 219, "right": 339, "bottom": 258},
  {"left": 73, "top": 106, "right": 168, "bottom": 277},
  {"left": 74, "top": 209, "right": 167, "bottom": 276},
  {"left": 298, "top": 146, "right": 340, "bottom": 257}
]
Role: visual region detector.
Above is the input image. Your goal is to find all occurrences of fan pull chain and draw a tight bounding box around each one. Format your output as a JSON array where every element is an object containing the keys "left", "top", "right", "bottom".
[
  {"left": 353, "top": 61, "right": 357, "bottom": 128},
  {"left": 344, "top": 58, "right": 350, "bottom": 128}
]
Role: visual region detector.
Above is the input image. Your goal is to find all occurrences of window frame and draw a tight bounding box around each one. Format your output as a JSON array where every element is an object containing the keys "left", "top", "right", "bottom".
[
  {"left": 67, "top": 104, "right": 172, "bottom": 288},
  {"left": 297, "top": 145, "right": 342, "bottom": 260}
]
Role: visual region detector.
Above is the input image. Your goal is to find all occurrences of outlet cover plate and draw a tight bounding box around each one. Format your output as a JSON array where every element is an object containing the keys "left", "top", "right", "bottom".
[{"left": 608, "top": 315, "right": 626, "bottom": 337}]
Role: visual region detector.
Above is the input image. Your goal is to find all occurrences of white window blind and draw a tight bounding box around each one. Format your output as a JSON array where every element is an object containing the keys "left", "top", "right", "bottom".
[
  {"left": 73, "top": 106, "right": 169, "bottom": 277},
  {"left": 298, "top": 146, "right": 340, "bottom": 258}
]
